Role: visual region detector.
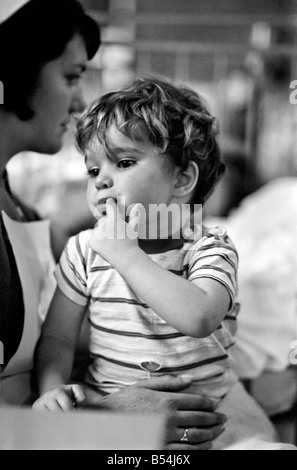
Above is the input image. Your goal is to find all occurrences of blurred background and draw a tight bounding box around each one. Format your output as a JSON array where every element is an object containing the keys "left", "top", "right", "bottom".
[{"left": 7, "top": 0, "right": 297, "bottom": 241}]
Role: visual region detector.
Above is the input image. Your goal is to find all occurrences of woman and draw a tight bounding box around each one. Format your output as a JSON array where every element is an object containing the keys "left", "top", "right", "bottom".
[
  {"left": 0, "top": 0, "right": 99, "bottom": 378},
  {"left": 0, "top": 0, "right": 227, "bottom": 450}
]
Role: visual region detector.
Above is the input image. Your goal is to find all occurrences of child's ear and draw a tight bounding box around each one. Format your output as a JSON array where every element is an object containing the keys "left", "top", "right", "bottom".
[{"left": 173, "top": 161, "right": 199, "bottom": 198}]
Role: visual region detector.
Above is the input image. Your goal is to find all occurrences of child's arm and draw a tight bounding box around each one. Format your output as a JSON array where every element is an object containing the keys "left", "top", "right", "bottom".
[
  {"left": 111, "top": 248, "right": 229, "bottom": 338},
  {"left": 89, "top": 200, "right": 231, "bottom": 338},
  {"left": 33, "top": 287, "right": 87, "bottom": 411}
]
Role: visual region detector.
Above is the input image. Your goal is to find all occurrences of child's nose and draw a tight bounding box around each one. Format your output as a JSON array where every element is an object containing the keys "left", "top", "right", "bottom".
[{"left": 95, "top": 171, "right": 113, "bottom": 190}]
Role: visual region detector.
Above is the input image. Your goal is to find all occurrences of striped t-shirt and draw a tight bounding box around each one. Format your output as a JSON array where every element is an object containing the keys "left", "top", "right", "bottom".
[{"left": 56, "top": 226, "right": 240, "bottom": 399}]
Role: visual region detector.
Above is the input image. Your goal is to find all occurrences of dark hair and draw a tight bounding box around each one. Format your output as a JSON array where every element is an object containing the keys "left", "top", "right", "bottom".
[
  {"left": 0, "top": 0, "right": 100, "bottom": 119},
  {"left": 77, "top": 77, "right": 225, "bottom": 205}
]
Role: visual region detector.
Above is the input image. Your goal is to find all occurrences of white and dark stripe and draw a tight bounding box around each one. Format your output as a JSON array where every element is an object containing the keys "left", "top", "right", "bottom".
[{"left": 55, "top": 226, "right": 239, "bottom": 398}]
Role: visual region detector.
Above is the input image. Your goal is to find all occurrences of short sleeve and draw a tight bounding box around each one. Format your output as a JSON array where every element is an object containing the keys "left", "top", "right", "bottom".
[
  {"left": 187, "top": 227, "right": 239, "bottom": 311},
  {"left": 55, "top": 231, "right": 91, "bottom": 307}
]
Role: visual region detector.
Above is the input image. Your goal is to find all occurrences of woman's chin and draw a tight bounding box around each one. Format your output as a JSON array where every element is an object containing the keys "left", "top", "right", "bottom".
[{"left": 37, "top": 139, "right": 63, "bottom": 155}]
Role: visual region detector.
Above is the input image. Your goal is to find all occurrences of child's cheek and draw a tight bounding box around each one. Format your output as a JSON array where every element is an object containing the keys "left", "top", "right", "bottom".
[{"left": 86, "top": 188, "right": 96, "bottom": 217}]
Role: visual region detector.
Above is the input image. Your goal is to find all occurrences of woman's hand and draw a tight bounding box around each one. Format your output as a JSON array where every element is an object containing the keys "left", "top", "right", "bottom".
[
  {"left": 81, "top": 375, "right": 226, "bottom": 450},
  {"left": 32, "top": 384, "right": 86, "bottom": 412}
]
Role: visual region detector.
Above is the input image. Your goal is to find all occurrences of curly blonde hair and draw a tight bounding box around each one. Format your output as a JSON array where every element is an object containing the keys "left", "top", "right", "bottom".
[{"left": 77, "top": 77, "right": 225, "bottom": 204}]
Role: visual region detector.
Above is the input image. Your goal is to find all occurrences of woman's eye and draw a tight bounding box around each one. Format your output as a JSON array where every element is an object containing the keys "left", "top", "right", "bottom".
[
  {"left": 66, "top": 74, "right": 81, "bottom": 86},
  {"left": 118, "top": 160, "right": 135, "bottom": 169},
  {"left": 86, "top": 168, "right": 100, "bottom": 178}
]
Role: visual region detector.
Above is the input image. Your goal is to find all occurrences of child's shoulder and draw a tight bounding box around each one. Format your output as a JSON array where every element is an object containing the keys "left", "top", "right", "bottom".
[
  {"left": 65, "top": 229, "right": 94, "bottom": 259},
  {"left": 201, "top": 225, "right": 232, "bottom": 245},
  {"left": 185, "top": 225, "right": 238, "bottom": 258},
  {"left": 68, "top": 228, "right": 94, "bottom": 247},
  {"left": 66, "top": 228, "right": 110, "bottom": 267}
]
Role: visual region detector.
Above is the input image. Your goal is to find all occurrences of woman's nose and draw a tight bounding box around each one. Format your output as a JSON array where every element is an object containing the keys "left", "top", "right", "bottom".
[{"left": 69, "top": 87, "right": 86, "bottom": 115}]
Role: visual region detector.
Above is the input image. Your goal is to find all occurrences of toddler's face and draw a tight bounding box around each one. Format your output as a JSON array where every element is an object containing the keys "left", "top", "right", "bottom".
[{"left": 85, "top": 123, "right": 177, "bottom": 224}]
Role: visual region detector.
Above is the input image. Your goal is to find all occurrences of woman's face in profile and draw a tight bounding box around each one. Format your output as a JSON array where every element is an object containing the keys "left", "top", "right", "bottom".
[{"left": 27, "top": 33, "right": 88, "bottom": 155}]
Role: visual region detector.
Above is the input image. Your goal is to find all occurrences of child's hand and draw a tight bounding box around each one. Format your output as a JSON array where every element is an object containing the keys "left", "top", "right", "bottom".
[
  {"left": 89, "top": 198, "right": 141, "bottom": 265},
  {"left": 32, "top": 384, "right": 86, "bottom": 412}
]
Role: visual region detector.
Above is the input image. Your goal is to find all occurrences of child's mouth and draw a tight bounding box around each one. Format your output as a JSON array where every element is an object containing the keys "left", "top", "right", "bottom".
[
  {"left": 95, "top": 197, "right": 116, "bottom": 218},
  {"left": 98, "top": 205, "right": 107, "bottom": 217},
  {"left": 94, "top": 199, "right": 108, "bottom": 219}
]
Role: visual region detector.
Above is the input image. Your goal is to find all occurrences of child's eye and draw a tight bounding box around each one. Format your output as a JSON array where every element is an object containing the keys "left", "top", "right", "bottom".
[
  {"left": 86, "top": 168, "right": 100, "bottom": 178},
  {"left": 118, "top": 160, "right": 136, "bottom": 169}
]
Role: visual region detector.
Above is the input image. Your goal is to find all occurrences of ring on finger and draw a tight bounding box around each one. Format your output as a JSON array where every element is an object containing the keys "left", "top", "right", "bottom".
[{"left": 180, "top": 428, "right": 190, "bottom": 443}]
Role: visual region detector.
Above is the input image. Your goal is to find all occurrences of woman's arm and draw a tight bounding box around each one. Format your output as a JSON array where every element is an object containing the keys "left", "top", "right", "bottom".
[{"left": 34, "top": 287, "right": 87, "bottom": 406}]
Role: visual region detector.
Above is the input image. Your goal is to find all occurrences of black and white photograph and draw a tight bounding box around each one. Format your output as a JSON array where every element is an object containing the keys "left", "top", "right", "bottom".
[{"left": 1, "top": 0, "right": 297, "bottom": 454}]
